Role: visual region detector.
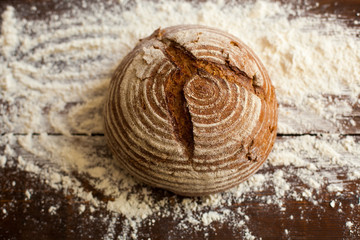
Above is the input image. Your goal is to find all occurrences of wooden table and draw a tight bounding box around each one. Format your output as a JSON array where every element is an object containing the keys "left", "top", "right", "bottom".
[{"left": 1, "top": 0, "right": 359, "bottom": 239}]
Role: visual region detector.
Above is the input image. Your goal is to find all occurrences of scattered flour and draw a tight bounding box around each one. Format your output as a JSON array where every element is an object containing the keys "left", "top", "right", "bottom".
[
  {"left": 24, "top": 189, "right": 31, "bottom": 200},
  {"left": 79, "top": 204, "right": 86, "bottom": 214},
  {"left": 0, "top": 156, "right": 6, "bottom": 167},
  {"left": 0, "top": 0, "right": 359, "bottom": 239},
  {"left": 48, "top": 206, "right": 59, "bottom": 215},
  {"left": 201, "top": 211, "right": 224, "bottom": 226},
  {"left": 346, "top": 221, "right": 354, "bottom": 229}
]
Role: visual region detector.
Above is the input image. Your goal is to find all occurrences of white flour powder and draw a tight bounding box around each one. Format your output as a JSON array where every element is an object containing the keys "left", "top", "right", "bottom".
[{"left": 0, "top": 0, "right": 359, "bottom": 239}]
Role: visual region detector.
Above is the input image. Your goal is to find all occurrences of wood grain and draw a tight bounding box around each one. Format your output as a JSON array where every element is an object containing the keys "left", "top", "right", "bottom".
[
  {"left": 1, "top": 0, "right": 359, "bottom": 239},
  {"left": 0, "top": 135, "right": 359, "bottom": 239}
]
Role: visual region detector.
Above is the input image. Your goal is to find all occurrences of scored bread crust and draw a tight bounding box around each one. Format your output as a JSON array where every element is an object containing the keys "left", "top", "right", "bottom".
[{"left": 104, "top": 25, "right": 278, "bottom": 196}]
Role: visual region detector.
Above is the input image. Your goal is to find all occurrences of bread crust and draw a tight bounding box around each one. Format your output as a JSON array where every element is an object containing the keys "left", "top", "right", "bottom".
[{"left": 104, "top": 25, "right": 278, "bottom": 196}]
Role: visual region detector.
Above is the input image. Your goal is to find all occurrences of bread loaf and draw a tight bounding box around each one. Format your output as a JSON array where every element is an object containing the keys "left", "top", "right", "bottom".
[{"left": 104, "top": 25, "right": 278, "bottom": 196}]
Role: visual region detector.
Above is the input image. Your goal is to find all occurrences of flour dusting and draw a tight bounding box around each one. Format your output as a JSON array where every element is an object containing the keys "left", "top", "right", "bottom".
[{"left": 0, "top": 0, "right": 359, "bottom": 239}]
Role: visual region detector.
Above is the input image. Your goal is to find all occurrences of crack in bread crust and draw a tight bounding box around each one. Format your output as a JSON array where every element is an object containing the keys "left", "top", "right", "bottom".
[
  {"left": 161, "top": 38, "right": 266, "bottom": 162},
  {"left": 163, "top": 41, "right": 196, "bottom": 161}
]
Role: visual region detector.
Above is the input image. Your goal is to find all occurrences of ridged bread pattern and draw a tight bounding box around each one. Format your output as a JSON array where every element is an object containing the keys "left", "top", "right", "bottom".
[{"left": 104, "top": 25, "right": 278, "bottom": 196}]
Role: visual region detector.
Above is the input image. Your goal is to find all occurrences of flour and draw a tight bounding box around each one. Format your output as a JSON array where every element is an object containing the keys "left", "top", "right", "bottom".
[
  {"left": 0, "top": 6, "right": 18, "bottom": 58},
  {"left": 0, "top": 0, "right": 359, "bottom": 239},
  {"left": 48, "top": 206, "right": 59, "bottom": 215},
  {"left": 0, "top": 156, "right": 6, "bottom": 167},
  {"left": 24, "top": 189, "right": 31, "bottom": 200},
  {"left": 346, "top": 221, "right": 354, "bottom": 229}
]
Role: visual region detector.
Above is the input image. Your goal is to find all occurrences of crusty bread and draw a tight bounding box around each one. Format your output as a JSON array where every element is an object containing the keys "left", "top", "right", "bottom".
[{"left": 104, "top": 25, "right": 278, "bottom": 196}]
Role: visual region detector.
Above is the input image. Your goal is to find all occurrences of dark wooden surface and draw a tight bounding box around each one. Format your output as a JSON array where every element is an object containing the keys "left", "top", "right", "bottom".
[{"left": 1, "top": 0, "right": 360, "bottom": 239}]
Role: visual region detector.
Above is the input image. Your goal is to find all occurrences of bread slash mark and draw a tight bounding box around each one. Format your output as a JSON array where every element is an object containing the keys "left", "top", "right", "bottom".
[{"left": 164, "top": 42, "right": 196, "bottom": 160}]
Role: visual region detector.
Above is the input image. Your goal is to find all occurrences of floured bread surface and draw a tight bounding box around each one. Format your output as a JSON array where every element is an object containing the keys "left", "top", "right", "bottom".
[{"left": 104, "top": 25, "right": 278, "bottom": 196}]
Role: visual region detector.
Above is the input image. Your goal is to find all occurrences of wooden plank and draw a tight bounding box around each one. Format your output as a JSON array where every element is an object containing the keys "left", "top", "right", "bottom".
[
  {"left": 2, "top": 94, "right": 359, "bottom": 135},
  {"left": 0, "top": 0, "right": 359, "bottom": 135},
  {"left": 2, "top": 93, "right": 359, "bottom": 134},
  {"left": 1, "top": 135, "right": 359, "bottom": 239}
]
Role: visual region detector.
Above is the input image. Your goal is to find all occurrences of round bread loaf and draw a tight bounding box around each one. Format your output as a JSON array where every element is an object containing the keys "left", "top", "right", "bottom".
[{"left": 104, "top": 25, "right": 278, "bottom": 196}]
